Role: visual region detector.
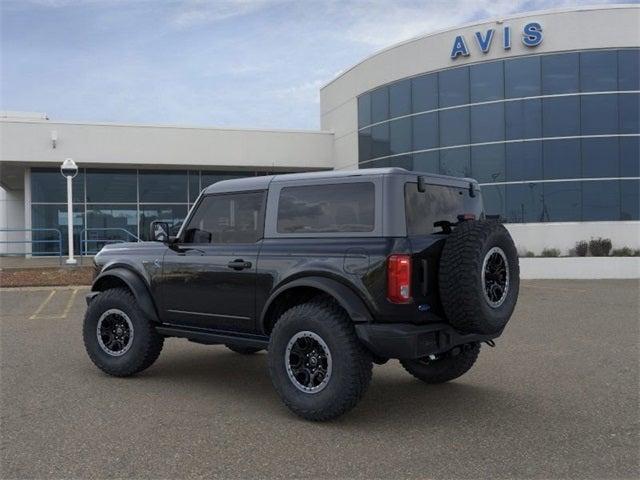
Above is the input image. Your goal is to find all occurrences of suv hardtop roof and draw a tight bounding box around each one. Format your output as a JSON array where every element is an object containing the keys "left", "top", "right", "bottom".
[{"left": 202, "top": 168, "right": 477, "bottom": 195}]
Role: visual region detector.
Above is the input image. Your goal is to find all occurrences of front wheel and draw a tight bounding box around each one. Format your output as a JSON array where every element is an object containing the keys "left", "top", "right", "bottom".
[
  {"left": 268, "top": 298, "right": 373, "bottom": 421},
  {"left": 83, "top": 288, "right": 164, "bottom": 377},
  {"left": 400, "top": 343, "right": 480, "bottom": 384}
]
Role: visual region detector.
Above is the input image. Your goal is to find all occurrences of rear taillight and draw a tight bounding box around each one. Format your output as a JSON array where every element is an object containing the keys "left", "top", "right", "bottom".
[{"left": 387, "top": 254, "right": 412, "bottom": 303}]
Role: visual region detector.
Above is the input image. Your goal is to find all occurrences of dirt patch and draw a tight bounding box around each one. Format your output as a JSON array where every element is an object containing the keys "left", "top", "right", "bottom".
[{"left": 0, "top": 267, "right": 94, "bottom": 287}]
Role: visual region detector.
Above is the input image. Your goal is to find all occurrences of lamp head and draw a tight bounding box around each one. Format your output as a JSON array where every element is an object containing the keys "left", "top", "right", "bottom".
[{"left": 60, "top": 158, "right": 78, "bottom": 178}]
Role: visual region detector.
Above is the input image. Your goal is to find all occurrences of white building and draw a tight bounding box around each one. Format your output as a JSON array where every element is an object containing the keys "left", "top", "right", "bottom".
[{"left": 1, "top": 5, "right": 638, "bottom": 256}]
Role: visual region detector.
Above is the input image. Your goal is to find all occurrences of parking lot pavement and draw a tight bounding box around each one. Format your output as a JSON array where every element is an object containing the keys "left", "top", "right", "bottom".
[{"left": 1, "top": 281, "right": 638, "bottom": 479}]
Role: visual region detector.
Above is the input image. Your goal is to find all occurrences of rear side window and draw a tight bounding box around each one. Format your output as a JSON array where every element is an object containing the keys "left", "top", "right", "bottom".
[
  {"left": 405, "top": 182, "right": 482, "bottom": 235},
  {"left": 277, "top": 183, "right": 375, "bottom": 234},
  {"left": 183, "top": 191, "right": 265, "bottom": 244}
]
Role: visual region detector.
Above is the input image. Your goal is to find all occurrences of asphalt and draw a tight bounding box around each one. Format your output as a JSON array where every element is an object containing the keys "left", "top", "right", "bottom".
[{"left": 1, "top": 281, "right": 638, "bottom": 479}]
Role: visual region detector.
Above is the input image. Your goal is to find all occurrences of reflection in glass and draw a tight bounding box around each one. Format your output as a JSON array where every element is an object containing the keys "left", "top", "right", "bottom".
[
  {"left": 86, "top": 169, "right": 136, "bottom": 203},
  {"left": 580, "top": 51, "right": 617, "bottom": 92},
  {"left": 583, "top": 181, "right": 620, "bottom": 221},
  {"left": 188, "top": 171, "right": 200, "bottom": 203},
  {"left": 371, "top": 87, "right": 389, "bottom": 123},
  {"left": 359, "top": 129, "right": 372, "bottom": 162},
  {"left": 32, "top": 169, "right": 85, "bottom": 203},
  {"left": 618, "top": 49, "right": 640, "bottom": 91},
  {"left": 471, "top": 144, "right": 505, "bottom": 183},
  {"left": 481, "top": 185, "right": 505, "bottom": 220},
  {"left": 505, "top": 56, "right": 540, "bottom": 98},
  {"left": 621, "top": 180, "right": 640, "bottom": 220},
  {"left": 140, "top": 205, "right": 188, "bottom": 240},
  {"left": 542, "top": 97, "right": 580, "bottom": 137},
  {"left": 542, "top": 182, "right": 581, "bottom": 222},
  {"left": 439, "top": 108, "right": 469, "bottom": 147},
  {"left": 440, "top": 147, "right": 470, "bottom": 178},
  {"left": 439, "top": 67, "right": 469, "bottom": 108},
  {"left": 581, "top": 94, "right": 618, "bottom": 135},
  {"left": 620, "top": 137, "right": 640, "bottom": 177},
  {"left": 139, "top": 170, "right": 188, "bottom": 203},
  {"left": 390, "top": 118, "right": 412, "bottom": 155},
  {"left": 31, "top": 204, "right": 84, "bottom": 255},
  {"left": 543, "top": 139, "right": 581, "bottom": 179},
  {"left": 412, "top": 112, "right": 438, "bottom": 151},
  {"left": 371, "top": 123, "right": 390, "bottom": 158},
  {"left": 506, "top": 142, "right": 543, "bottom": 182},
  {"left": 542, "top": 52, "right": 579, "bottom": 94},
  {"left": 470, "top": 61, "right": 504, "bottom": 102},
  {"left": 505, "top": 99, "right": 541, "bottom": 140},
  {"left": 413, "top": 151, "right": 439, "bottom": 174},
  {"left": 86, "top": 205, "right": 138, "bottom": 248},
  {"left": 619, "top": 93, "right": 639, "bottom": 134},
  {"left": 412, "top": 74, "right": 438, "bottom": 113},
  {"left": 582, "top": 137, "right": 619, "bottom": 178},
  {"left": 358, "top": 94, "right": 371, "bottom": 128},
  {"left": 389, "top": 79, "right": 411, "bottom": 118},
  {"left": 506, "top": 183, "right": 543, "bottom": 223},
  {"left": 471, "top": 103, "right": 504, "bottom": 143}
]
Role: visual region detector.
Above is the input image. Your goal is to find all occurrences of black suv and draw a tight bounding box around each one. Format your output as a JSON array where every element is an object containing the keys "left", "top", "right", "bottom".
[{"left": 84, "top": 168, "right": 519, "bottom": 421}]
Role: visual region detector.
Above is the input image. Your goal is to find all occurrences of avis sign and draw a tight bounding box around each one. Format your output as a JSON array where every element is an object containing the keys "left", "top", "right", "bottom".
[{"left": 450, "top": 22, "right": 543, "bottom": 59}]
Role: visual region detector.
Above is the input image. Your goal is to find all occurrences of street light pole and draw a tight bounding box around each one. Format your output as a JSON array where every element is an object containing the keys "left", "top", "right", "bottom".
[{"left": 60, "top": 158, "right": 78, "bottom": 265}]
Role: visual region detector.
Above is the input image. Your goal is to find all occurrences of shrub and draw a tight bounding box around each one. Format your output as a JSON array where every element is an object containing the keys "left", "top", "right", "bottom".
[
  {"left": 589, "top": 237, "right": 612, "bottom": 257},
  {"left": 540, "top": 248, "right": 561, "bottom": 257},
  {"left": 634, "top": 250, "right": 640, "bottom": 257},
  {"left": 611, "top": 247, "right": 635, "bottom": 257},
  {"left": 519, "top": 250, "right": 535, "bottom": 258},
  {"left": 574, "top": 241, "right": 589, "bottom": 257}
]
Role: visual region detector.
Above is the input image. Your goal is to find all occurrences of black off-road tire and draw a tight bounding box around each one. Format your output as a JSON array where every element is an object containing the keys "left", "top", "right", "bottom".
[
  {"left": 268, "top": 298, "right": 373, "bottom": 421},
  {"left": 439, "top": 220, "right": 519, "bottom": 334},
  {"left": 225, "top": 344, "right": 264, "bottom": 355},
  {"left": 83, "top": 288, "right": 164, "bottom": 377},
  {"left": 400, "top": 343, "right": 480, "bottom": 384}
]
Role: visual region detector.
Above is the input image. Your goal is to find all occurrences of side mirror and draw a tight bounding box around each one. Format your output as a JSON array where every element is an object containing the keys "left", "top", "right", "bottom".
[{"left": 150, "top": 221, "right": 170, "bottom": 242}]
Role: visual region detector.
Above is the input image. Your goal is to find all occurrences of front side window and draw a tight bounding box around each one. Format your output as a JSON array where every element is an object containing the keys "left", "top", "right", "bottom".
[
  {"left": 277, "top": 183, "right": 375, "bottom": 234},
  {"left": 182, "top": 192, "right": 265, "bottom": 244}
]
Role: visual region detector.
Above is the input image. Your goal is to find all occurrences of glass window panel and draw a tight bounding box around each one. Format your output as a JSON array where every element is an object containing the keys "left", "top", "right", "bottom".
[
  {"left": 201, "top": 171, "right": 247, "bottom": 191},
  {"left": 619, "top": 93, "right": 639, "bottom": 134},
  {"left": 388, "top": 155, "right": 413, "bottom": 170},
  {"left": 139, "top": 205, "right": 188, "bottom": 241},
  {"left": 389, "top": 79, "right": 411, "bottom": 118},
  {"left": 439, "top": 108, "right": 469, "bottom": 147},
  {"left": 470, "top": 103, "right": 504, "bottom": 143},
  {"left": 86, "top": 205, "right": 138, "bottom": 252},
  {"left": 582, "top": 137, "right": 619, "bottom": 178},
  {"left": 358, "top": 94, "right": 371, "bottom": 128},
  {"left": 481, "top": 184, "right": 505, "bottom": 220},
  {"left": 580, "top": 51, "right": 617, "bottom": 92},
  {"left": 184, "top": 192, "right": 265, "bottom": 243},
  {"left": 470, "top": 61, "right": 504, "bottom": 102},
  {"left": 413, "top": 151, "right": 439, "bottom": 173},
  {"left": 620, "top": 136, "right": 640, "bottom": 177},
  {"left": 542, "top": 52, "right": 579, "bottom": 94},
  {"left": 31, "top": 204, "right": 84, "bottom": 255},
  {"left": 506, "top": 142, "right": 543, "bottom": 182},
  {"left": 189, "top": 171, "right": 200, "bottom": 203},
  {"left": 358, "top": 128, "right": 372, "bottom": 162},
  {"left": 618, "top": 49, "right": 640, "bottom": 91},
  {"left": 371, "top": 123, "right": 390, "bottom": 158},
  {"left": 412, "top": 73, "right": 438, "bottom": 113},
  {"left": 505, "top": 56, "right": 541, "bottom": 98},
  {"left": 361, "top": 158, "right": 390, "bottom": 169},
  {"left": 543, "top": 139, "right": 581, "bottom": 179},
  {"left": 440, "top": 147, "right": 470, "bottom": 177},
  {"left": 542, "top": 97, "right": 580, "bottom": 137},
  {"left": 505, "top": 183, "right": 543, "bottom": 223},
  {"left": 505, "top": 99, "right": 542, "bottom": 140},
  {"left": 582, "top": 181, "right": 620, "bottom": 221},
  {"left": 581, "top": 94, "right": 619, "bottom": 135},
  {"left": 139, "top": 170, "right": 187, "bottom": 203},
  {"left": 276, "top": 183, "right": 374, "bottom": 234},
  {"left": 542, "top": 182, "right": 581, "bottom": 222},
  {"left": 31, "top": 168, "right": 85, "bottom": 203},
  {"left": 389, "top": 117, "right": 412, "bottom": 155},
  {"left": 86, "top": 169, "right": 136, "bottom": 203},
  {"left": 370, "top": 87, "right": 389, "bottom": 123},
  {"left": 621, "top": 180, "right": 640, "bottom": 220},
  {"left": 412, "top": 112, "right": 438, "bottom": 151},
  {"left": 471, "top": 144, "right": 505, "bottom": 183},
  {"left": 439, "top": 67, "right": 469, "bottom": 108}
]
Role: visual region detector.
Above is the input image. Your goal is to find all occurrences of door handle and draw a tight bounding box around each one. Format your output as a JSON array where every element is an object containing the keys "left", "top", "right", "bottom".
[{"left": 227, "top": 259, "right": 252, "bottom": 270}]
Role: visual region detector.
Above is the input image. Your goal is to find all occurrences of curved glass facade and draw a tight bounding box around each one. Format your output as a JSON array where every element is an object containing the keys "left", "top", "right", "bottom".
[{"left": 357, "top": 48, "right": 640, "bottom": 222}]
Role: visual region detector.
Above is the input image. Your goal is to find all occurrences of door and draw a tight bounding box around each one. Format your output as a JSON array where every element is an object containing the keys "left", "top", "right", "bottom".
[{"left": 159, "top": 190, "right": 266, "bottom": 333}]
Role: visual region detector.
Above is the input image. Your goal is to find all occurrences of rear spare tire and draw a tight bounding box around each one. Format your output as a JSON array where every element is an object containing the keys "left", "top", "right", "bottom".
[{"left": 439, "top": 220, "right": 519, "bottom": 334}]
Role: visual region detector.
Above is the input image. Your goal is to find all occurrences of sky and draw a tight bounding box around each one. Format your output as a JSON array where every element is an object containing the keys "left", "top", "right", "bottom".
[{"left": 0, "top": 0, "right": 631, "bottom": 130}]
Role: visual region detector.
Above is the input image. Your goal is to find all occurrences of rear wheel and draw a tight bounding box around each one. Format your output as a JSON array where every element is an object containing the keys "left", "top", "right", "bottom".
[
  {"left": 225, "top": 344, "right": 263, "bottom": 355},
  {"left": 83, "top": 288, "right": 164, "bottom": 377},
  {"left": 268, "top": 298, "right": 372, "bottom": 421},
  {"left": 400, "top": 343, "right": 480, "bottom": 384}
]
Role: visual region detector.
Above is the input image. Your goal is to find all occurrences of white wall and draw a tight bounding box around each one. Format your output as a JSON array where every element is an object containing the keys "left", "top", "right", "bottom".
[
  {"left": 506, "top": 221, "right": 640, "bottom": 256},
  {"left": 519, "top": 257, "right": 640, "bottom": 279},
  {"left": 320, "top": 5, "right": 640, "bottom": 168},
  {"left": 0, "top": 120, "right": 335, "bottom": 171},
  {"left": 0, "top": 186, "right": 26, "bottom": 254}
]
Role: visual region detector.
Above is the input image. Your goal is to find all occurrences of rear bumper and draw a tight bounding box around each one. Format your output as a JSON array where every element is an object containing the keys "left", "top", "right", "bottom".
[{"left": 355, "top": 322, "right": 501, "bottom": 360}]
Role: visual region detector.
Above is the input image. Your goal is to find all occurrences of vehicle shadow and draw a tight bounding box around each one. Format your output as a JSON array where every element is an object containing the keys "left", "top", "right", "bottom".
[{"left": 135, "top": 344, "right": 528, "bottom": 429}]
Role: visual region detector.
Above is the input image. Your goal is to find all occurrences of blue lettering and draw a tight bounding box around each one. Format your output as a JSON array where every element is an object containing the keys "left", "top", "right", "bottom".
[
  {"left": 475, "top": 29, "right": 495, "bottom": 53},
  {"left": 503, "top": 26, "right": 511, "bottom": 50},
  {"left": 522, "top": 22, "right": 543, "bottom": 47},
  {"left": 450, "top": 35, "right": 470, "bottom": 59}
]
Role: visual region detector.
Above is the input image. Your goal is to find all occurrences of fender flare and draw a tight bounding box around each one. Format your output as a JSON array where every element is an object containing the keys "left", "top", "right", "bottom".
[
  {"left": 92, "top": 267, "right": 160, "bottom": 323},
  {"left": 260, "top": 276, "right": 373, "bottom": 332}
]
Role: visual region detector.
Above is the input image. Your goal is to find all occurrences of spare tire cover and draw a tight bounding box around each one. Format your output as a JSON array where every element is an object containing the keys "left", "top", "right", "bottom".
[{"left": 438, "top": 220, "right": 519, "bottom": 334}]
